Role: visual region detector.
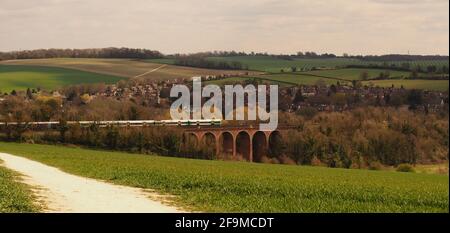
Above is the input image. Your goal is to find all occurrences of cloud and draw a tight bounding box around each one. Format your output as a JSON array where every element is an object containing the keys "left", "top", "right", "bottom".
[{"left": 0, "top": 0, "right": 448, "bottom": 55}]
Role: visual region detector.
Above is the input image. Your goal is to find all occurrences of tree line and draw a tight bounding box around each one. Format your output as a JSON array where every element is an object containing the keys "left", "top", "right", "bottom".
[
  {"left": 173, "top": 55, "right": 247, "bottom": 70},
  {"left": 0, "top": 47, "right": 163, "bottom": 60}
]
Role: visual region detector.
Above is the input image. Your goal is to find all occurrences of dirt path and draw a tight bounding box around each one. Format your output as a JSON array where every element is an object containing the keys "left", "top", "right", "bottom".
[
  {"left": 0, "top": 152, "right": 182, "bottom": 213},
  {"left": 133, "top": 64, "right": 167, "bottom": 78}
]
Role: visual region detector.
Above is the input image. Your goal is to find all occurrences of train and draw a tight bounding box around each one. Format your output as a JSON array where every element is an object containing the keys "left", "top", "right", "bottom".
[{"left": 0, "top": 119, "right": 222, "bottom": 128}]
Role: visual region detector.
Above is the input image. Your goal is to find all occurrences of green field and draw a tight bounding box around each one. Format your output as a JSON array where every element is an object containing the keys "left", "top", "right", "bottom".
[
  {"left": 207, "top": 72, "right": 448, "bottom": 91},
  {"left": 0, "top": 159, "right": 39, "bottom": 213},
  {"left": 206, "top": 56, "right": 362, "bottom": 72},
  {"left": 148, "top": 57, "right": 364, "bottom": 72},
  {"left": 1, "top": 58, "right": 447, "bottom": 92},
  {"left": 202, "top": 56, "right": 449, "bottom": 73},
  {"left": 206, "top": 74, "right": 345, "bottom": 87},
  {"left": 205, "top": 77, "right": 290, "bottom": 87},
  {"left": 362, "top": 79, "right": 449, "bottom": 91},
  {"left": 145, "top": 58, "right": 176, "bottom": 65},
  {"left": 303, "top": 68, "right": 412, "bottom": 81},
  {"left": 259, "top": 73, "right": 346, "bottom": 86},
  {"left": 0, "top": 65, "right": 125, "bottom": 92},
  {"left": 1, "top": 58, "right": 253, "bottom": 83},
  {"left": 0, "top": 142, "right": 447, "bottom": 213}
]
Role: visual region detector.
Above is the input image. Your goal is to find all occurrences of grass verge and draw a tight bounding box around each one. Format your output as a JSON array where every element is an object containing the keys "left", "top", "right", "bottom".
[{"left": 0, "top": 159, "right": 40, "bottom": 213}]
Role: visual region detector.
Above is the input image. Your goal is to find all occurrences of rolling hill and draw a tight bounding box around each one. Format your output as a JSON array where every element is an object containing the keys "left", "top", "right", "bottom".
[{"left": 0, "top": 58, "right": 254, "bottom": 92}]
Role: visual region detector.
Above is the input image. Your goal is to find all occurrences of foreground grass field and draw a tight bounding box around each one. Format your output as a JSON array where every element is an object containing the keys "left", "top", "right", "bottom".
[
  {"left": 0, "top": 142, "right": 447, "bottom": 213},
  {"left": 0, "top": 65, "right": 124, "bottom": 92},
  {"left": 0, "top": 159, "right": 39, "bottom": 213}
]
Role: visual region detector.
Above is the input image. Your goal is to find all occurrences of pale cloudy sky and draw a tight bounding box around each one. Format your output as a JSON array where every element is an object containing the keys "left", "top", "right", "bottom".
[{"left": 0, "top": 0, "right": 448, "bottom": 55}]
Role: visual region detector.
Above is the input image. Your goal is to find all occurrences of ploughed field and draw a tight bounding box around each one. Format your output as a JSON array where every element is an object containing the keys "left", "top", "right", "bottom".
[{"left": 0, "top": 142, "right": 447, "bottom": 213}]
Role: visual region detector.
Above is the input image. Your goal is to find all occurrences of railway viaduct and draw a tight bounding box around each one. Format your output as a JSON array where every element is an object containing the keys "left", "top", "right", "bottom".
[
  {"left": 182, "top": 126, "right": 295, "bottom": 162},
  {"left": 0, "top": 120, "right": 297, "bottom": 162}
]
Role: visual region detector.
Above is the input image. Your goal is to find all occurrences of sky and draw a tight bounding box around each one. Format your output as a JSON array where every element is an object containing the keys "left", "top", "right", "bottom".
[{"left": 0, "top": 0, "right": 448, "bottom": 55}]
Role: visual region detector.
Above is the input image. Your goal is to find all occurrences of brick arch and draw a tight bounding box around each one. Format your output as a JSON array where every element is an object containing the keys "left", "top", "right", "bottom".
[
  {"left": 184, "top": 132, "right": 200, "bottom": 147},
  {"left": 236, "top": 131, "right": 251, "bottom": 161},
  {"left": 268, "top": 130, "right": 283, "bottom": 157},
  {"left": 252, "top": 131, "right": 268, "bottom": 162},
  {"left": 201, "top": 132, "right": 217, "bottom": 159},
  {"left": 219, "top": 131, "right": 234, "bottom": 159}
]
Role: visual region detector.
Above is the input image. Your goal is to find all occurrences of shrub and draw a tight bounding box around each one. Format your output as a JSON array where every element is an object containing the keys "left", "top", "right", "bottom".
[
  {"left": 396, "top": 164, "right": 415, "bottom": 173},
  {"left": 278, "top": 155, "right": 297, "bottom": 165},
  {"left": 368, "top": 161, "right": 384, "bottom": 170},
  {"left": 260, "top": 156, "right": 272, "bottom": 164},
  {"left": 311, "top": 156, "right": 325, "bottom": 167}
]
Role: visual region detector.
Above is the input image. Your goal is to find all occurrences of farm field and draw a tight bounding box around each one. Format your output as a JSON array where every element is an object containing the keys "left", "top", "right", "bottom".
[
  {"left": 207, "top": 73, "right": 349, "bottom": 86},
  {"left": 203, "top": 56, "right": 449, "bottom": 73},
  {"left": 258, "top": 73, "right": 347, "bottom": 86},
  {"left": 362, "top": 79, "right": 449, "bottom": 91},
  {"left": 144, "top": 58, "right": 176, "bottom": 65},
  {"left": 1, "top": 58, "right": 253, "bottom": 82},
  {"left": 207, "top": 73, "right": 448, "bottom": 91},
  {"left": 0, "top": 159, "right": 39, "bottom": 212},
  {"left": 303, "top": 68, "right": 412, "bottom": 81},
  {"left": 0, "top": 142, "right": 447, "bottom": 213},
  {"left": 206, "top": 56, "right": 362, "bottom": 72},
  {"left": 0, "top": 65, "right": 124, "bottom": 92},
  {"left": 205, "top": 77, "right": 292, "bottom": 87}
]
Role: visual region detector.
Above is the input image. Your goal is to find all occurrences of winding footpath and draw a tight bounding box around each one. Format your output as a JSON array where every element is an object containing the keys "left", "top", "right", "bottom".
[{"left": 0, "top": 152, "right": 181, "bottom": 213}]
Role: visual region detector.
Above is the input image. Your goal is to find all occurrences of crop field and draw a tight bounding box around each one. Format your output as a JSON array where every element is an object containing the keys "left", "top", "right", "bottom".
[
  {"left": 144, "top": 58, "right": 176, "bottom": 65},
  {"left": 206, "top": 72, "right": 448, "bottom": 91},
  {"left": 0, "top": 65, "right": 124, "bottom": 92},
  {"left": 206, "top": 74, "right": 348, "bottom": 87},
  {"left": 380, "top": 60, "right": 449, "bottom": 69},
  {"left": 303, "top": 68, "right": 412, "bottom": 81},
  {"left": 0, "top": 142, "right": 447, "bottom": 213},
  {"left": 362, "top": 79, "right": 449, "bottom": 91},
  {"left": 1, "top": 58, "right": 253, "bottom": 82},
  {"left": 206, "top": 56, "right": 362, "bottom": 72},
  {"left": 258, "top": 73, "right": 347, "bottom": 86},
  {"left": 203, "top": 56, "right": 449, "bottom": 73},
  {"left": 207, "top": 74, "right": 347, "bottom": 87},
  {"left": 205, "top": 77, "right": 293, "bottom": 87},
  {"left": 0, "top": 159, "right": 39, "bottom": 213}
]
